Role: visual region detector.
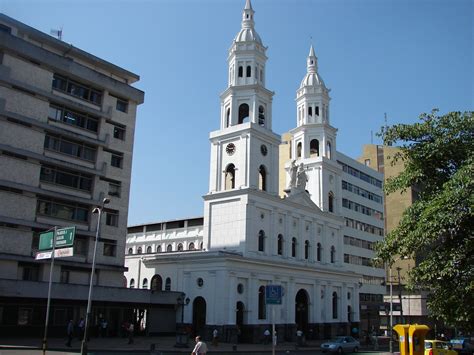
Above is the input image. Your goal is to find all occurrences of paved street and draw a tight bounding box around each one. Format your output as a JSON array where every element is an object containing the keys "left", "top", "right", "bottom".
[{"left": 0, "top": 335, "right": 396, "bottom": 355}]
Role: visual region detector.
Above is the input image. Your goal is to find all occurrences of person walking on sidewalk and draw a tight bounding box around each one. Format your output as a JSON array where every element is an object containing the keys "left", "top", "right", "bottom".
[
  {"left": 127, "top": 322, "right": 134, "bottom": 344},
  {"left": 212, "top": 328, "right": 219, "bottom": 346},
  {"left": 192, "top": 335, "right": 208, "bottom": 355},
  {"left": 66, "top": 319, "right": 74, "bottom": 347}
]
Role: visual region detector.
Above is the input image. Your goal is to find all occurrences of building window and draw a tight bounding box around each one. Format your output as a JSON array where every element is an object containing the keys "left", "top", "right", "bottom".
[
  {"left": 258, "top": 230, "right": 265, "bottom": 252},
  {"left": 142, "top": 278, "right": 148, "bottom": 289},
  {"left": 177, "top": 243, "right": 183, "bottom": 251},
  {"left": 327, "top": 141, "right": 332, "bottom": 159},
  {"left": 157, "top": 245, "right": 162, "bottom": 252},
  {"left": 48, "top": 104, "right": 99, "bottom": 132},
  {"left": 74, "top": 237, "right": 87, "bottom": 256},
  {"left": 365, "top": 159, "right": 371, "bottom": 166},
  {"left": 17, "top": 308, "right": 33, "bottom": 326},
  {"left": 115, "top": 98, "right": 128, "bottom": 113},
  {"left": 317, "top": 243, "right": 322, "bottom": 262},
  {"left": 103, "top": 240, "right": 117, "bottom": 256},
  {"left": 292, "top": 238, "right": 297, "bottom": 257},
  {"left": 332, "top": 292, "right": 338, "bottom": 319},
  {"left": 246, "top": 65, "right": 251, "bottom": 77},
  {"left": 238, "top": 66, "right": 243, "bottom": 77},
  {"left": 167, "top": 244, "right": 172, "bottom": 252},
  {"left": 165, "top": 277, "right": 171, "bottom": 291},
  {"left": 40, "top": 165, "right": 93, "bottom": 192},
  {"left": 225, "top": 164, "right": 235, "bottom": 190},
  {"left": 0, "top": 24, "right": 12, "bottom": 34},
  {"left": 151, "top": 275, "right": 163, "bottom": 291},
  {"left": 277, "top": 234, "right": 283, "bottom": 255},
  {"left": 37, "top": 197, "right": 89, "bottom": 223},
  {"left": 258, "top": 286, "right": 266, "bottom": 319},
  {"left": 105, "top": 210, "right": 119, "bottom": 227},
  {"left": 258, "top": 105, "right": 265, "bottom": 126},
  {"left": 113, "top": 125, "right": 126, "bottom": 140},
  {"left": 146, "top": 246, "right": 152, "bottom": 253},
  {"left": 189, "top": 242, "right": 195, "bottom": 250},
  {"left": 238, "top": 103, "right": 250, "bottom": 124},
  {"left": 128, "top": 248, "right": 133, "bottom": 255},
  {"left": 304, "top": 240, "right": 310, "bottom": 260},
  {"left": 259, "top": 165, "right": 267, "bottom": 191},
  {"left": 226, "top": 108, "right": 231, "bottom": 127},
  {"left": 60, "top": 269, "right": 69, "bottom": 283},
  {"left": 52, "top": 74, "right": 102, "bottom": 105},
  {"left": 328, "top": 192, "right": 334, "bottom": 213},
  {"left": 310, "top": 139, "right": 319, "bottom": 157},
  {"left": 200, "top": 242, "right": 204, "bottom": 250},
  {"left": 330, "top": 246, "right": 336, "bottom": 263},
  {"left": 137, "top": 247, "right": 142, "bottom": 254},
  {"left": 297, "top": 142, "right": 302, "bottom": 158},
  {"left": 130, "top": 279, "right": 135, "bottom": 288},
  {"left": 110, "top": 152, "right": 123, "bottom": 168},
  {"left": 108, "top": 181, "right": 121, "bottom": 197},
  {"left": 197, "top": 278, "right": 204, "bottom": 287},
  {"left": 44, "top": 134, "right": 97, "bottom": 162}
]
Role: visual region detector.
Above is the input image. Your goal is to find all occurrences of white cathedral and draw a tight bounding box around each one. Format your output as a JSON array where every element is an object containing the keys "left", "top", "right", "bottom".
[{"left": 126, "top": 0, "right": 368, "bottom": 342}]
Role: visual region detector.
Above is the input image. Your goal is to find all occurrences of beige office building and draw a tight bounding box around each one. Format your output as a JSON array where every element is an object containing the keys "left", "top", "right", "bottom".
[{"left": 0, "top": 14, "right": 178, "bottom": 336}]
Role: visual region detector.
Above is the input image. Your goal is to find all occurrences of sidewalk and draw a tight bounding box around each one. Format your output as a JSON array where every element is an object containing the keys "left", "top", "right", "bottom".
[{"left": 0, "top": 335, "right": 396, "bottom": 354}]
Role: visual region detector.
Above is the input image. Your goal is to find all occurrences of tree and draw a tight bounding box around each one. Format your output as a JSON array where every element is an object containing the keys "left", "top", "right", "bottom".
[{"left": 376, "top": 110, "right": 474, "bottom": 331}]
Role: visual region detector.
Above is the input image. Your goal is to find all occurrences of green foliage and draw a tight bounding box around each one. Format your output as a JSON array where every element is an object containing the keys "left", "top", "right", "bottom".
[{"left": 376, "top": 110, "right": 474, "bottom": 330}]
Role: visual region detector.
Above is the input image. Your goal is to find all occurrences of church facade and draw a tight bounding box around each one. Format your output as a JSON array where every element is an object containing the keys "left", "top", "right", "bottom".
[{"left": 125, "top": 0, "right": 382, "bottom": 342}]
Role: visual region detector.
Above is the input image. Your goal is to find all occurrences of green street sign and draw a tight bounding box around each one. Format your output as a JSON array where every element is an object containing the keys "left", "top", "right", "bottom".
[{"left": 39, "top": 227, "right": 76, "bottom": 251}]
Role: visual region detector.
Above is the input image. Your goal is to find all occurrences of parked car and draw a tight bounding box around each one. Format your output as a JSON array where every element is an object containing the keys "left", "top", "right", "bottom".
[
  {"left": 321, "top": 336, "right": 360, "bottom": 353},
  {"left": 450, "top": 338, "right": 474, "bottom": 355},
  {"left": 425, "top": 340, "right": 458, "bottom": 355}
]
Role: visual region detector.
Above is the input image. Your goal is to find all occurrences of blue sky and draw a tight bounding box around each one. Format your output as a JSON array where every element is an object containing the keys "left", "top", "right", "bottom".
[{"left": 3, "top": 0, "right": 472, "bottom": 226}]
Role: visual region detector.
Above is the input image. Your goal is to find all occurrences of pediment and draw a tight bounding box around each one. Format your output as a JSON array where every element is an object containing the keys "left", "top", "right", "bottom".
[{"left": 285, "top": 189, "right": 321, "bottom": 211}]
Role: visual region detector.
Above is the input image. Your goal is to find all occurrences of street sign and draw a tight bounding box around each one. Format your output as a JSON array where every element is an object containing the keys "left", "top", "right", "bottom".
[
  {"left": 39, "top": 227, "right": 75, "bottom": 251},
  {"left": 35, "top": 247, "right": 74, "bottom": 260},
  {"left": 265, "top": 285, "right": 283, "bottom": 305}
]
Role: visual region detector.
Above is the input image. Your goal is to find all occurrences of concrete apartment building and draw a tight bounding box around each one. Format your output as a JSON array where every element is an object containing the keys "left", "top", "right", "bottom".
[
  {"left": 358, "top": 144, "right": 429, "bottom": 329},
  {"left": 279, "top": 136, "right": 386, "bottom": 335},
  {"left": 0, "top": 14, "right": 179, "bottom": 337}
]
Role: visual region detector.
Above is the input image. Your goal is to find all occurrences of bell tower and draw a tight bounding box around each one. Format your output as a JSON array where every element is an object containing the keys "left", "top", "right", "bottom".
[
  {"left": 208, "top": 0, "right": 280, "bottom": 196},
  {"left": 287, "top": 45, "right": 342, "bottom": 213}
]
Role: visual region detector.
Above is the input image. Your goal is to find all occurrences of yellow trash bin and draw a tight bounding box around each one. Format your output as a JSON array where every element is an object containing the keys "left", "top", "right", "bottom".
[{"left": 408, "top": 324, "right": 430, "bottom": 355}]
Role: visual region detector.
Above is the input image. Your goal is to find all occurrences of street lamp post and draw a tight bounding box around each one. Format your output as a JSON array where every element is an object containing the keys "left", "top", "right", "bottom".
[
  {"left": 388, "top": 257, "right": 408, "bottom": 353},
  {"left": 174, "top": 293, "right": 190, "bottom": 348},
  {"left": 81, "top": 198, "right": 110, "bottom": 355}
]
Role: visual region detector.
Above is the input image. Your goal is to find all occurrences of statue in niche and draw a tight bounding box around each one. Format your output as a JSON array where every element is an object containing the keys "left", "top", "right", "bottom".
[{"left": 296, "top": 163, "right": 308, "bottom": 190}]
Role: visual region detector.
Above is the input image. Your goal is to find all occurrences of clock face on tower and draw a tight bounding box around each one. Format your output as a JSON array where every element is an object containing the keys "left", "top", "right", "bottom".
[
  {"left": 226, "top": 143, "right": 236, "bottom": 155},
  {"left": 260, "top": 144, "right": 268, "bottom": 156}
]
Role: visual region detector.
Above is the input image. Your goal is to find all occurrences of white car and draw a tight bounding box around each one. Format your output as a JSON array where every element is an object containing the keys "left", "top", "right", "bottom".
[{"left": 321, "top": 336, "right": 360, "bottom": 353}]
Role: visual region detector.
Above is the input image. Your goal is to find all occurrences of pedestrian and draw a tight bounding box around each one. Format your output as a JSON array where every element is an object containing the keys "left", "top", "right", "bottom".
[
  {"left": 263, "top": 329, "right": 271, "bottom": 344},
  {"left": 66, "top": 319, "right": 74, "bottom": 347},
  {"left": 78, "top": 318, "right": 85, "bottom": 340},
  {"left": 127, "top": 322, "right": 134, "bottom": 344},
  {"left": 100, "top": 318, "right": 108, "bottom": 337},
  {"left": 212, "top": 328, "right": 218, "bottom": 346},
  {"left": 192, "top": 335, "right": 208, "bottom": 355}
]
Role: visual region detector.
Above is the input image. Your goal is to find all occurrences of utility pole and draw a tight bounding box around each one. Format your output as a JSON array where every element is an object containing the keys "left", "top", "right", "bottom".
[{"left": 396, "top": 267, "right": 403, "bottom": 324}]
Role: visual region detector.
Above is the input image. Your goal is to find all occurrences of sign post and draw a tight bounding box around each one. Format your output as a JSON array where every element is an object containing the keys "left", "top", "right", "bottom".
[
  {"left": 38, "top": 226, "right": 75, "bottom": 355},
  {"left": 266, "top": 285, "right": 283, "bottom": 355}
]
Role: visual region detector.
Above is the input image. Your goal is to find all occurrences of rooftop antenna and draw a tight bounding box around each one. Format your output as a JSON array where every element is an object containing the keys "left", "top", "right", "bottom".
[
  {"left": 384, "top": 112, "right": 392, "bottom": 146},
  {"left": 371, "top": 130, "right": 373, "bottom": 144},
  {"left": 50, "top": 26, "right": 63, "bottom": 41}
]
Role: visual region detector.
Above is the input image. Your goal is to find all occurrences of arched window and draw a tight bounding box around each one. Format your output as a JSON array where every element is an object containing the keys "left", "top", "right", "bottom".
[
  {"left": 137, "top": 247, "right": 142, "bottom": 254},
  {"left": 292, "top": 237, "right": 297, "bottom": 257},
  {"left": 226, "top": 108, "right": 231, "bottom": 127},
  {"left": 258, "top": 105, "right": 265, "bottom": 126},
  {"left": 238, "top": 104, "right": 250, "bottom": 124},
  {"left": 277, "top": 234, "right": 283, "bottom": 255},
  {"left": 199, "top": 242, "right": 204, "bottom": 250},
  {"left": 128, "top": 248, "right": 133, "bottom": 255},
  {"left": 167, "top": 244, "right": 172, "bottom": 252},
  {"left": 177, "top": 243, "right": 183, "bottom": 251},
  {"left": 258, "top": 285, "right": 266, "bottom": 319},
  {"left": 258, "top": 230, "right": 265, "bottom": 252},
  {"left": 142, "top": 278, "right": 148, "bottom": 289},
  {"left": 304, "top": 240, "right": 310, "bottom": 260},
  {"left": 151, "top": 275, "right": 163, "bottom": 291},
  {"left": 246, "top": 65, "right": 251, "bottom": 77},
  {"left": 157, "top": 245, "right": 162, "bottom": 253},
  {"left": 316, "top": 106, "right": 320, "bottom": 116},
  {"left": 332, "top": 292, "right": 338, "bottom": 319},
  {"left": 260, "top": 69, "right": 264, "bottom": 83},
  {"left": 189, "top": 242, "right": 195, "bottom": 250},
  {"left": 348, "top": 305, "right": 352, "bottom": 322},
  {"left": 165, "top": 277, "right": 171, "bottom": 291},
  {"left": 310, "top": 139, "right": 319, "bottom": 157},
  {"left": 225, "top": 164, "right": 235, "bottom": 190},
  {"left": 328, "top": 192, "right": 334, "bottom": 213},
  {"left": 238, "top": 66, "right": 243, "bottom": 77},
  {"left": 308, "top": 106, "right": 312, "bottom": 117},
  {"left": 146, "top": 246, "right": 152, "bottom": 253},
  {"left": 330, "top": 246, "right": 336, "bottom": 263},
  {"left": 259, "top": 165, "right": 267, "bottom": 191},
  {"left": 130, "top": 279, "right": 135, "bottom": 288},
  {"left": 327, "top": 141, "right": 332, "bottom": 159},
  {"left": 297, "top": 142, "right": 302, "bottom": 158},
  {"left": 317, "top": 243, "right": 322, "bottom": 262}
]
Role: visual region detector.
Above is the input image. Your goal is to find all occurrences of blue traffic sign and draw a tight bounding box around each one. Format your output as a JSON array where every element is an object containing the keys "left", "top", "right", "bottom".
[{"left": 265, "top": 285, "right": 282, "bottom": 305}]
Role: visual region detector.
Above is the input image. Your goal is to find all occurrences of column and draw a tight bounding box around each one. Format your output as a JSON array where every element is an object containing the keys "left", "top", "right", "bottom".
[
  {"left": 227, "top": 272, "right": 237, "bottom": 325},
  {"left": 341, "top": 283, "right": 348, "bottom": 322}
]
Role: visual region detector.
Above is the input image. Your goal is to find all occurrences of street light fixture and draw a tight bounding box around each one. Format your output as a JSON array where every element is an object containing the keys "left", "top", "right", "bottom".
[
  {"left": 388, "top": 256, "right": 408, "bottom": 353},
  {"left": 174, "top": 293, "right": 190, "bottom": 348},
  {"left": 81, "top": 197, "right": 110, "bottom": 355}
]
